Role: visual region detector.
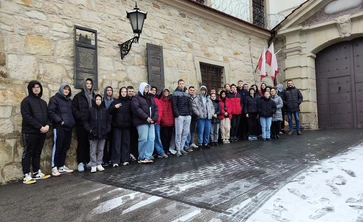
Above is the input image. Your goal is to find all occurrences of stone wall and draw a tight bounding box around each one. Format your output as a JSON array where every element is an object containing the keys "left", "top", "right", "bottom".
[{"left": 0, "top": 0, "right": 269, "bottom": 184}]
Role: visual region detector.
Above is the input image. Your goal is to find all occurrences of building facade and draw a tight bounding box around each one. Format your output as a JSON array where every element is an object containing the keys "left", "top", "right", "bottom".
[{"left": 0, "top": 0, "right": 270, "bottom": 183}]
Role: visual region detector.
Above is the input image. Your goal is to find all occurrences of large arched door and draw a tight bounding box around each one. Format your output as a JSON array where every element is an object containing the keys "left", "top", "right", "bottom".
[{"left": 315, "top": 38, "right": 363, "bottom": 128}]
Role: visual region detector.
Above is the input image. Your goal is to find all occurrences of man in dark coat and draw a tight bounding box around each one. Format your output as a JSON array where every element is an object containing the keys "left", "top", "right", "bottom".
[
  {"left": 21, "top": 80, "right": 51, "bottom": 184},
  {"left": 283, "top": 80, "right": 303, "bottom": 135},
  {"left": 48, "top": 83, "right": 75, "bottom": 177},
  {"left": 72, "top": 78, "right": 95, "bottom": 171}
]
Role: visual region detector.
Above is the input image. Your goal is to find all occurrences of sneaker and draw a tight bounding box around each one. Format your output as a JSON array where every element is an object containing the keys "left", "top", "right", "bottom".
[
  {"left": 97, "top": 165, "right": 105, "bottom": 171},
  {"left": 130, "top": 154, "right": 137, "bottom": 162},
  {"left": 176, "top": 151, "right": 182, "bottom": 157},
  {"left": 103, "top": 162, "right": 109, "bottom": 167},
  {"left": 226, "top": 139, "right": 230, "bottom": 144},
  {"left": 144, "top": 159, "right": 153, "bottom": 163},
  {"left": 86, "top": 162, "right": 91, "bottom": 170},
  {"left": 122, "top": 162, "right": 130, "bottom": 166},
  {"left": 187, "top": 147, "right": 193, "bottom": 152},
  {"left": 222, "top": 140, "right": 228, "bottom": 144},
  {"left": 214, "top": 142, "right": 218, "bottom": 146},
  {"left": 51, "top": 167, "right": 61, "bottom": 177},
  {"left": 33, "top": 170, "right": 50, "bottom": 180},
  {"left": 168, "top": 149, "right": 177, "bottom": 155},
  {"left": 113, "top": 163, "right": 119, "bottom": 168},
  {"left": 253, "top": 136, "right": 258, "bottom": 140},
  {"left": 190, "top": 143, "right": 198, "bottom": 148},
  {"left": 180, "top": 149, "right": 188, "bottom": 155},
  {"left": 204, "top": 144, "right": 214, "bottom": 149},
  {"left": 297, "top": 131, "right": 303, "bottom": 135},
  {"left": 158, "top": 153, "right": 168, "bottom": 158},
  {"left": 150, "top": 156, "right": 154, "bottom": 160},
  {"left": 23, "top": 173, "right": 36, "bottom": 184},
  {"left": 137, "top": 159, "right": 143, "bottom": 164},
  {"left": 91, "top": 166, "right": 97, "bottom": 173},
  {"left": 59, "top": 165, "right": 73, "bottom": 174},
  {"left": 288, "top": 131, "right": 293, "bottom": 135},
  {"left": 248, "top": 136, "right": 253, "bottom": 141},
  {"left": 78, "top": 163, "right": 84, "bottom": 172},
  {"left": 197, "top": 145, "right": 203, "bottom": 151}
]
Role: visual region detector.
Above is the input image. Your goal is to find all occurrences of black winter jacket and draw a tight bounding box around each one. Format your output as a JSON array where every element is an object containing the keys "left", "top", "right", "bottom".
[
  {"left": 211, "top": 99, "right": 221, "bottom": 124},
  {"left": 48, "top": 84, "right": 75, "bottom": 130},
  {"left": 21, "top": 81, "right": 49, "bottom": 134},
  {"left": 83, "top": 101, "right": 112, "bottom": 140},
  {"left": 258, "top": 97, "right": 277, "bottom": 118},
  {"left": 131, "top": 92, "right": 158, "bottom": 127},
  {"left": 283, "top": 86, "right": 303, "bottom": 112},
  {"left": 72, "top": 78, "right": 95, "bottom": 126},
  {"left": 244, "top": 95, "right": 259, "bottom": 114},
  {"left": 172, "top": 88, "right": 192, "bottom": 117},
  {"left": 109, "top": 95, "right": 133, "bottom": 129}
]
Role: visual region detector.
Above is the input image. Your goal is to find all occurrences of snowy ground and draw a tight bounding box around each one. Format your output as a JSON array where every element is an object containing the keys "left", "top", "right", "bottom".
[{"left": 245, "top": 144, "right": 363, "bottom": 222}]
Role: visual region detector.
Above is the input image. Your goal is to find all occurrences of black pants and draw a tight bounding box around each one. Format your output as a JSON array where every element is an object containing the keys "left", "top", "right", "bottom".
[
  {"left": 22, "top": 133, "right": 46, "bottom": 174},
  {"left": 247, "top": 113, "right": 259, "bottom": 136},
  {"left": 130, "top": 126, "right": 139, "bottom": 159},
  {"left": 231, "top": 114, "right": 241, "bottom": 138},
  {"left": 76, "top": 125, "right": 90, "bottom": 164},
  {"left": 112, "top": 128, "right": 130, "bottom": 164},
  {"left": 281, "top": 108, "right": 286, "bottom": 131},
  {"left": 53, "top": 128, "right": 72, "bottom": 168},
  {"left": 272, "top": 121, "right": 281, "bottom": 136},
  {"left": 103, "top": 131, "right": 113, "bottom": 163},
  {"left": 161, "top": 126, "right": 173, "bottom": 154},
  {"left": 239, "top": 113, "right": 249, "bottom": 140}
]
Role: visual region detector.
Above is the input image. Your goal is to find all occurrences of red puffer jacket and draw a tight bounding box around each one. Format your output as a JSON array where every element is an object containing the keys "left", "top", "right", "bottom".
[
  {"left": 159, "top": 95, "right": 174, "bottom": 127},
  {"left": 219, "top": 97, "right": 233, "bottom": 120},
  {"left": 227, "top": 92, "right": 242, "bottom": 115},
  {"left": 153, "top": 97, "right": 162, "bottom": 124}
]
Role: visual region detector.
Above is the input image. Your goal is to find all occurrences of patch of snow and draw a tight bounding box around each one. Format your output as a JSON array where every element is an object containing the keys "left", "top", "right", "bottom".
[
  {"left": 122, "top": 196, "right": 162, "bottom": 215},
  {"left": 171, "top": 209, "right": 202, "bottom": 222}
]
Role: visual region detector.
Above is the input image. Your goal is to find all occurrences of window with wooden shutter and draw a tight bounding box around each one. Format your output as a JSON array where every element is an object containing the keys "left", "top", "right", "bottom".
[{"left": 200, "top": 62, "right": 224, "bottom": 90}]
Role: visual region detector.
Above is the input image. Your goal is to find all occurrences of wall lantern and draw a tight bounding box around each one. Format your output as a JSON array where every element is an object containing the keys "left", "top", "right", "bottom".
[{"left": 119, "top": 3, "right": 147, "bottom": 60}]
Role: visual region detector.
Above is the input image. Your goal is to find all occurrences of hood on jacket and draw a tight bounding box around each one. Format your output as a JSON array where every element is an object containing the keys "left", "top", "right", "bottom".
[
  {"left": 83, "top": 78, "right": 94, "bottom": 93},
  {"left": 138, "top": 82, "right": 150, "bottom": 95},
  {"left": 103, "top": 85, "right": 114, "bottom": 100},
  {"left": 57, "top": 83, "right": 72, "bottom": 99},
  {"left": 249, "top": 87, "right": 255, "bottom": 94},
  {"left": 118, "top": 87, "right": 128, "bottom": 100},
  {"left": 27, "top": 80, "right": 43, "bottom": 98},
  {"left": 159, "top": 88, "right": 171, "bottom": 98},
  {"left": 199, "top": 85, "right": 208, "bottom": 97},
  {"left": 92, "top": 94, "right": 104, "bottom": 108},
  {"left": 276, "top": 84, "right": 284, "bottom": 92}
]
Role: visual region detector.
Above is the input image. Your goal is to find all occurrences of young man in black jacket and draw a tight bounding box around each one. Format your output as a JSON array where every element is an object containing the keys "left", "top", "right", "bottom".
[
  {"left": 283, "top": 80, "right": 303, "bottom": 135},
  {"left": 72, "top": 78, "right": 95, "bottom": 172},
  {"left": 48, "top": 83, "right": 75, "bottom": 176},
  {"left": 20, "top": 80, "right": 51, "bottom": 184}
]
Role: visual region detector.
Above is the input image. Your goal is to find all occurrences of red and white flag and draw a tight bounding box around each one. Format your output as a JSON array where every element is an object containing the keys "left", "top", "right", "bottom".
[
  {"left": 266, "top": 43, "right": 279, "bottom": 80},
  {"left": 257, "top": 47, "right": 267, "bottom": 80}
]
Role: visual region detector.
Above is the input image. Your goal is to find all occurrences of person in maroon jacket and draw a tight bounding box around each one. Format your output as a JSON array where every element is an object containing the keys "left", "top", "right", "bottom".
[
  {"left": 159, "top": 88, "right": 175, "bottom": 155},
  {"left": 219, "top": 90, "right": 232, "bottom": 144},
  {"left": 227, "top": 84, "right": 243, "bottom": 142}
]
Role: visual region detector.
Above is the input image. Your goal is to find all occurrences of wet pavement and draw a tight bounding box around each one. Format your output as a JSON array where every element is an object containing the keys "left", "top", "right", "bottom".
[{"left": 0, "top": 129, "right": 362, "bottom": 221}]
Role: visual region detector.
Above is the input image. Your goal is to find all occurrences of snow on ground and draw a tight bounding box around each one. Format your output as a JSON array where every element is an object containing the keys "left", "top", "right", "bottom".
[{"left": 246, "top": 144, "right": 363, "bottom": 222}]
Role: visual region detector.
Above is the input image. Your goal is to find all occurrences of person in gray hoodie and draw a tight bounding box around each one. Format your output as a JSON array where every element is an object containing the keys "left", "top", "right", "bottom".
[
  {"left": 103, "top": 85, "right": 114, "bottom": 166},
  {"left": 192, "top": 85, "right": 215, "bottom": 150},
  {"left": 270, "top": 87, "right": 283, "bottom": 139}
]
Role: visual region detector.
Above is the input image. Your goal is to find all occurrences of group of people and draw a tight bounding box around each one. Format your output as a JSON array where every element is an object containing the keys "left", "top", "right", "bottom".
[{"left": 20, "top": 78, "right": 303, "bottom": 185}]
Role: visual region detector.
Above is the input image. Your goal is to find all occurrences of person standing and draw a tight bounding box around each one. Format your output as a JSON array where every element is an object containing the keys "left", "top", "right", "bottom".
[
  {"left": 244, "top": 87, "right": 259, "bottom": 141},
  {"left": 270, "top": 87, "right": 283, "bottom": 139},
  {"left": 258, "top": 91, "right": 277, "bottom": 141},
  {"left": 83, "top": 94, "right": 111, "bottom": 172},
  {"left": 131, "top": 82, "right": 158, "bottom": 163},
  {"left": 238, "top": 81, "right": 249, "bottom": 140},
  {"left": 48, "top": 83, "right": 75, "bottom": 177},
  {"left": 159, "top": 88, "right": 174, "bottom": 156},
  {"left": 283, "top": 80, "right": 303, "bottom": 135},
  {"left": 192, "top": 85, "right": 215, "bottom": 150},
  {"left": 210, "top": 93, "right": 221, "bottom": 146},
  {"left": 172, "top": 79, "right": 192, "bottom": 156},
  {"left": 72, "top": 78, "right": 95, "bottom": 172},
  {"left": 109, "top": 87, "right": 133, "bottom": 167},
  {"left": 219, "top": 90, "right": 232, "bottom": 144},
  {"left": 102, "top": 85, "right": 114, "bottom": 167},
  {"left": 227, "top": 84, "right": 243, "bottom": 142},
  {"left": 184, "top": 86, "right": 198, "bottom": 151},
  {"left": 127, "top": 85, "right": 138, "bottom": 162},
  {"left": 21, "top": 80, "right": 50, "bottom": 184}
]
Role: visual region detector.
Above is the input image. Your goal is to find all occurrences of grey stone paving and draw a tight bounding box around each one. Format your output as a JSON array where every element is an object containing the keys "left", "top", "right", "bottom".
[{"left": 0, "top": 129, "right": 362, "bottom": 221}]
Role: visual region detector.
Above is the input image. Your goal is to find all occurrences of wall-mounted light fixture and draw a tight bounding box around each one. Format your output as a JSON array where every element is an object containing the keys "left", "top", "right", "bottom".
[{"left": 119, "top": 3, "right": 147, "bottom": 60}]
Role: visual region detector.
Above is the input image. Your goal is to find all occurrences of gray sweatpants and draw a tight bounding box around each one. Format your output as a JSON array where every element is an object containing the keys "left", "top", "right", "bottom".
[
  {"left": 210, "top": 123, "right": 220, "bottom": 142},
  {"left": 174, "top": 116, "right": 191, "bottom": 151},
  {"left": 89, "top": 139, "right": 105, "bottom": 167}
]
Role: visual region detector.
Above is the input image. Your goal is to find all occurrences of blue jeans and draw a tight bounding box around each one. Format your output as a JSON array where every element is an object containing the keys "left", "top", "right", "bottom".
[
  {"left": 136, "top": 124, "right": 155, "bottom": 160},
  {"left": 197, "top": 119, "right": 211, "bottom": 145},
  {"left": 260, "top": 117, "right": 272, "bottom": 139},
  {"left": 154, "top": 124, "right": 164, "bottom": 155},
  {"left": 287, "top": 111, "right": 300, "bottom": 132}
]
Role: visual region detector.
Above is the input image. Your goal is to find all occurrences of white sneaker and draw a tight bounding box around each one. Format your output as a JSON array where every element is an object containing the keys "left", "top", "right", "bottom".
[
  {"left": 78, "top": 163, "right": 84, "bottom": 172},
  {"left": 23, "top": 173, "right": 36, "bottom": 184},
  {"left": 113, "top": 163, "right": 119, "bottom": 168},
  {"left": 122, "top": 162, "right": 129, "bottom": 166},
  {"left": 59, "top": 165, "right": 73, "bottom": 174},
  {"left": 91, "top": 166, "right": 97, "bottom": 173},
  {"left": 52, "top": 167, "right": 61, "bottom": 177},
  {"left": 190, "top": 143, "right": 198, "bottom": 148},
  {"left": 97, "top": 165, "right": 105, "bottom": 171},
  {"left": 33, "top": 170, "right": 50, "bottom": 179},
  {"left": 169, "top": 148, "right": 177, "bottom": 155}
]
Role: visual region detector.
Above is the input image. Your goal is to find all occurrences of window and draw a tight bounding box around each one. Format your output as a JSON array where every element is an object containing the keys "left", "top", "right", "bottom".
[
  {"left": 253, "top": 0, "right": 265, "bottom": 28},
  {"left": 200, "top": 63, "right": 224, "bottom": 90},
  {"left": 194, "top": 0, "right": 206, "bottom": 4}
]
